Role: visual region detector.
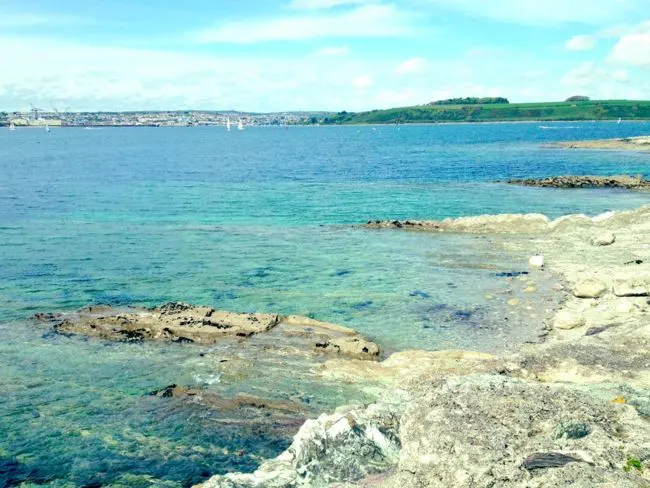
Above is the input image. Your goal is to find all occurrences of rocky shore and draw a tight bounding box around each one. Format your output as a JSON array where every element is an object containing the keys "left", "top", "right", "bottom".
[
  {"left": 506, "top": 175, "right": 650, "bottom": 191},
  {"left": 36, "top": 302, "right": 380, "bottom": 360},
  {"left": 199, "top": 205, "right": 650, "bottom": 487},
  {"left": 554, "top": 136, "right": 650, "bottom": 151}
]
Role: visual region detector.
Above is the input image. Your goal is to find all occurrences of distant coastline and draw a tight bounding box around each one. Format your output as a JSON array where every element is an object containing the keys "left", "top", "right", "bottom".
[{"left": 3, "top": 99, "right": 650, "bottom": 128}]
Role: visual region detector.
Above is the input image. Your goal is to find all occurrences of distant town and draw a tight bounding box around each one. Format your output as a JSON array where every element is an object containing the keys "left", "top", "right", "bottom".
[{"left": 0, "top": 109, "right": 325, "bottom": 128}]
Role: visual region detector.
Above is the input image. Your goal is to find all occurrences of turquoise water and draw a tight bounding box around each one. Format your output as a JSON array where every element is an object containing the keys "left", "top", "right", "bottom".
[{"left": 1, "top": 122, "right": 649, "bottom": 486}]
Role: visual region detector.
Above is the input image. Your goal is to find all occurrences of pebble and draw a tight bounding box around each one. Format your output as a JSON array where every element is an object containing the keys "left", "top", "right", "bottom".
[{"left": 508, "top": 298, "right": 520, "bottom": 306}]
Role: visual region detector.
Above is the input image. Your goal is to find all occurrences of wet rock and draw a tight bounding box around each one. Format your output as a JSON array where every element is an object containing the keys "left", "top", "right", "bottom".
[
  {"left": 573, "top": 279, "right": 608, "bottom": 299},
  {"left": 554, "top": 421, "right": 591, "bottom": 440},
  {"left": 590, "top": 233, "right": 616, "bottom": 246},
  {"left": 315, "top": 336, "right": 380, "bottom": 360},
  {"left": 613, "top": 279, "right": 649, "bottom": 297},
  {"left": 523, "top": 452, "right": 586, "bottom": 470}
]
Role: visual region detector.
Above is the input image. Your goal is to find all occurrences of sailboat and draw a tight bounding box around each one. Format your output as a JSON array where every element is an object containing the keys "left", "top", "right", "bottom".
[
  {"left": 45, "top": 124, "right": 51, "bottom": 133},
  {"left": 8, "top": 122, "right": 16, "bottom": 131},
  {"left": 226, "top": 117, "right": 231, "bottom": 131},
  {"left": 617, "top": 118, "right": 622, "bottom": 125},
  {"left": 237, "top": 120, "right": 244, "bottom": 131}
]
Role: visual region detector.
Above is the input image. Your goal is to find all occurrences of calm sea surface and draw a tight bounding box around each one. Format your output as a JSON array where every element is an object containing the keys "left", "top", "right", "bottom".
[{"left": 1, "top": 122, "right": 649, "bottom": 486}]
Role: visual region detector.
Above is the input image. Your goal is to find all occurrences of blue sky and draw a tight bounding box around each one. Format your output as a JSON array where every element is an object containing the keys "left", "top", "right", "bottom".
[{"left": 1, "top": 0, "right": 649, "bottom": 111}]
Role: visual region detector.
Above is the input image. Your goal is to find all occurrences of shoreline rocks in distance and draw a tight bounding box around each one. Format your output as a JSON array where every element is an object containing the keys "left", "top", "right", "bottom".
[
  {"left": 505, "top": 175, "right": 650, "bottom": 191},
  {"left": 553, "top": 135, "right": 650, "bottom": 152},
  {"left": 34, "top": 302, "right": 381, "bottom": 361}
]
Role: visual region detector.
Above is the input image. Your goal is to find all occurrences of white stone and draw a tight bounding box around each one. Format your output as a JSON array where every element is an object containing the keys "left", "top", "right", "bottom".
[
  {"left": 590, "top": 233, "right": 616, "bottom": 246},
  {"left": 529, "top": 255, "right": 545, "bottom": 268},
  {"left": 573, "top": 279, "right": 608, "bottom": 299},
  {"left": 553, "top": 310, "right": 586, "bottom": 330}
]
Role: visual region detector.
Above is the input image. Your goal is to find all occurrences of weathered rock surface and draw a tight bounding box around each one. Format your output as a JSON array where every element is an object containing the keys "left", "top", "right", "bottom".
[
  {"left": 376, "top": 375, "right": 650, "bottom": 488},
  {"left": 37, "top": 302, "right": 380, "bottom": 360},
  {"left": 613, "top": 278, "right": 649, "bottom": 297},
  {"left": 573, "top": 279, "right": 608, "bottom": 298},
  {"left": 197, "top": 403, "right": 402, "bottom": 488},
  {"left": 590, "top": 232, "right": 616, "bottom": 246},
  {"left": 553, "top": 310, "right": 586, "bottom": 330},
  {"left": 506, "top": 175, "right": 650, "bottom": 190}
]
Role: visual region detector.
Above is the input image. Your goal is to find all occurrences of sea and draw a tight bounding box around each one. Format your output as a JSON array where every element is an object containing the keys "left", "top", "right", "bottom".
[{"left": 1, "top": 121, "right": 649, "bottom": 487}]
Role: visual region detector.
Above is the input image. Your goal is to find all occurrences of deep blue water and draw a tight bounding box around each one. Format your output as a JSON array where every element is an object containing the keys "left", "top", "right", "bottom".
[{"left": 1, "top": 121, "right": 649, "bottom": 486}]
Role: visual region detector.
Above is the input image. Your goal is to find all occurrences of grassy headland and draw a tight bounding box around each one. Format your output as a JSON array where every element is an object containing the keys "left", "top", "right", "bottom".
[{"left": 319, "top": 99, "right": 650, "bottom": 125}]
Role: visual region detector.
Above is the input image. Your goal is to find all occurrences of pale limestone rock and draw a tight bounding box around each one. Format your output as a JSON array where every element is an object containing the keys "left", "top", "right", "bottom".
[
  {"left": 590, "top": 232, "right": 616, "bottom": 246},
  {"left": 573, "top": 279, "right": 608, "bottom": 299},
  {"left": 529, "top": 254, "right": 545, "bottom": 268},
  {"left": 613, "top": 279, "right": 649, "bottom": 297},
  {"left": 553, "top": 310, "right": 586, "bottom": 330}
]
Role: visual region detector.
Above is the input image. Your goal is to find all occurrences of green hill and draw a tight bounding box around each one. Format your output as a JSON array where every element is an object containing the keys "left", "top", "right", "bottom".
[{"left": 319, "top": 100, "right": 650, "bottom": 125}]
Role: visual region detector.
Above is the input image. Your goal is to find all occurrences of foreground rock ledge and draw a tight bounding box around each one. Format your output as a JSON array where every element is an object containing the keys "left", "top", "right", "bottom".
[
  {"left": 199, "top": 205, "right": 650, "bottom": 487},
  {"left": 35, "top": 302, "right": 380, "bottom": 361}
]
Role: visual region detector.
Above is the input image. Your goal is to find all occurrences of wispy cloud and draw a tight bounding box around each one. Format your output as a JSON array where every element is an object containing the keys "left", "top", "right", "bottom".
[
  {"left": 0, "top": 12, "right": 90, "bottom": 28},
  {"left": 289, "top": 0, "right": 374, "bottom": 9},
  {"left": 395, "top": 57, "right": 427, "bottom": 75},
  {"left": 191, "top": 5, "right": 412, "bottom": 43},
  {"left": 423, "top": 0, "right": 645, "bottom": 25},
  {"left": 314, "top": 46, "right": 351, "bottom": 56},
  {"left": 565, "top": 35, "right": 596, "bottom": 51}
]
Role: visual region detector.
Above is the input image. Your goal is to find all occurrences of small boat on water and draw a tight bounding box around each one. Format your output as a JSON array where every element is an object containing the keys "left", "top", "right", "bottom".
[
  {"left": 237, "top": 120, "right": 244, "bottom": 131},
  {"left": 226, "top": 117, "right": 231, "bottom": 131},
  {"left": 617, "top": 118, "right": 622, "bottom": 124},
  {"left": 45, "top": 124, "right": 50, "bottom": 133},
  {"left": 8, "top": 122, "right": 16, "bottom": 131}
]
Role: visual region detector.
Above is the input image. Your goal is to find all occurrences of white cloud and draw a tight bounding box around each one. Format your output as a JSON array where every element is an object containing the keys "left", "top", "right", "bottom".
[
  {"left": 395, "top": 57, "right": 427, "bottom": 75},
  {"left": 565, "top": 34, "right": 596, "bottom": 51},
  {"left": 353, "top": 75, "right": 372, "bottom": 89},
  {"left": 423, "top": 0, "right": 645, "bottom": 25},
  {"left": 314, "top": 46, "right": 351, "bottom": 56},
  {"left": 191, "top": 5, "right": 411, "bottom": 43},
  {"left": 609, "top": 27, "right": 650, "bottom": 68},
  {"left": 289, "top": 0, "right": 373, "bottom": 9}
]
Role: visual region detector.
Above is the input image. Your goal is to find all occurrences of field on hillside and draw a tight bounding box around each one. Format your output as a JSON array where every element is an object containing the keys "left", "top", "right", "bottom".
[{"left": 320, "top": 100, "right": 650, "bottom": 125}]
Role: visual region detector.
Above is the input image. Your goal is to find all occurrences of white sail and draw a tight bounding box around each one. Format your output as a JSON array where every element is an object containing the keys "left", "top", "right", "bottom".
[
  {"left": 46, "top": 124, "right": 50, "bottom": 132},
  {"left": 617, "top": 118, "right": 622, "bottom": 124},
  {"left": 9, "top": 122, "right": 16, "bottom": 131},
  {"left": 237, "top": 120, "right": 244, "bottom": 131},
  {"left": 226, "top": 117, "right": 231, "bottom": 131}
]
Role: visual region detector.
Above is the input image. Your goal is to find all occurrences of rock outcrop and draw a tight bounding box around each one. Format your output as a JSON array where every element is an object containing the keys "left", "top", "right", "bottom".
[
  {"left": 36, "top": 303, "right": 381, "bottom": 360},
  {"left": 196, "top": 204, "right": 650, "bottom": 487},
  {"left": 506, "top": 175, "right": 650, "bottom": 190},
  {"left": 554, "top": 136, "right": 650, "bottom": 152}
]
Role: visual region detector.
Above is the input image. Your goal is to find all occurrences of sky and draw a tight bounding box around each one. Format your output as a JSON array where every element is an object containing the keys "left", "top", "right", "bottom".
[{"left": 1, "top": 0, "right": 649, "bottom": 112}]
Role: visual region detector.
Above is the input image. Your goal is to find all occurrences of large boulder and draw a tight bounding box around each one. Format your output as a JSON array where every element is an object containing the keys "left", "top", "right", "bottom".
[{"left": 590, "top": 233, "right": 616, "bottom": 246}]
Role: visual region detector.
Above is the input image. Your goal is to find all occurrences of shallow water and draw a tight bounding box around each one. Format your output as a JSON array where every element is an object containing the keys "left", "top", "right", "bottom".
[{"left": 1, "top": 122, "right": 649, "bottom": 486}]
